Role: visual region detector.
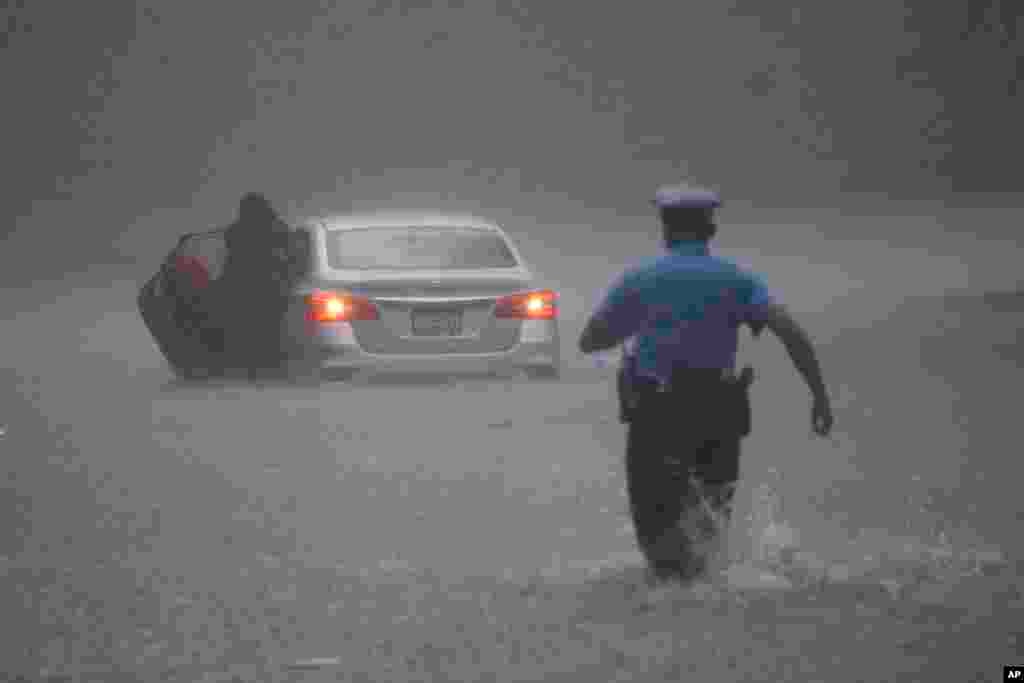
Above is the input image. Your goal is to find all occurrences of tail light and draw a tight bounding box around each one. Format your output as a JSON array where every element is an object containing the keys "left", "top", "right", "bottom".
[
  {"left": 305, "top": 290, "right": 380, "bottom": 322},
  {"left": 493, "top": 289, "right": 558, "bottom": 320}
]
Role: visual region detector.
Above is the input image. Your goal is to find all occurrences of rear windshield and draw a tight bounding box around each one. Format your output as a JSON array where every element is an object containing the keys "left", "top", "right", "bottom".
[{"left": 325, "top": 227, "right": 519, "bottom": 270}]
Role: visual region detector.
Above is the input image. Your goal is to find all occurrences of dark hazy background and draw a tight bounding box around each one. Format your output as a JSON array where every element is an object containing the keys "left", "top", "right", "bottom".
[{"left": 3, "top": 0, "right": 1021, "bottom": 277}]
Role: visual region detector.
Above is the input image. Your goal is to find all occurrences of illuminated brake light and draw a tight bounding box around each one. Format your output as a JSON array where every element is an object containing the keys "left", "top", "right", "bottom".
[
  {"left": 305, "top": 290, "right": 379, "bottom": 322},
  {"left": 325, "top": 297, "right": 346, "bottom": 319},
  {"left": 494, "top": 290, "right": 557, "bottom": 319}
]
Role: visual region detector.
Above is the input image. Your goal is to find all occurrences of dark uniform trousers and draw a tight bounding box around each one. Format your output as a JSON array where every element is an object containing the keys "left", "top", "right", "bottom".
[{"left": 623, "top": 367, "right": 753, "bottom": 580}]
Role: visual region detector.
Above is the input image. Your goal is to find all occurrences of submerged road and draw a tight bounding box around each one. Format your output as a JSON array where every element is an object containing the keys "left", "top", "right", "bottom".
[{"left": 2, "top": 209, "right": 1022, "bottom": 681}]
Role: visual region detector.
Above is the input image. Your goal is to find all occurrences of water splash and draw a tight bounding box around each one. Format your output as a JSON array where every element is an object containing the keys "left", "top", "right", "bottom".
[{"left": 747, "top": 472, "right": 800, "bottom": 567}]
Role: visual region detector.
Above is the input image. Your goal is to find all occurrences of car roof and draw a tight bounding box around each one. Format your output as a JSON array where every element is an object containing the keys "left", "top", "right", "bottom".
[{"left": 303, "top": 211, "right": 503, "bottom": 233}]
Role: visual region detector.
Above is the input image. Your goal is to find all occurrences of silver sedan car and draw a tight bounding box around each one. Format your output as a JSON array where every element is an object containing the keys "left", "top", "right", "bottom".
[{"left": 286, "top": 212, "right": 562, "bottom": 380}]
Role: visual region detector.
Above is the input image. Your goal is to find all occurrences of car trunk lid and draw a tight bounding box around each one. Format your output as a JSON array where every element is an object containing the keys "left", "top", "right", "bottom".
[{"left": 303, "top": 269, "right": 534, "bottom": 354}]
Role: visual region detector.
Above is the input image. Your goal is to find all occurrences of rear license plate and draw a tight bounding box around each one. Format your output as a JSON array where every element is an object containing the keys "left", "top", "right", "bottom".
[{"left": 411, "top": 309, "right": 462, "bottom": 336}]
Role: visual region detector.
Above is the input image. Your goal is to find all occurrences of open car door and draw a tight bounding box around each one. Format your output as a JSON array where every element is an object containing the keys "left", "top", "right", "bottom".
[
  {"left": 138, "top": 226, "right": 313, "bottom": 379},
  {"left": 137, "top": 229, "right": 229, "bottom": 378}
]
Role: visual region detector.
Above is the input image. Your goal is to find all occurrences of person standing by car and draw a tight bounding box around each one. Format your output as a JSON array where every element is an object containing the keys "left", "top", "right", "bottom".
[
  {"left": 217, "top": 192, "right": 294, "bottom": 374},
  {"left": 578, "top": 184, "right": 834, "bottom": 583}
]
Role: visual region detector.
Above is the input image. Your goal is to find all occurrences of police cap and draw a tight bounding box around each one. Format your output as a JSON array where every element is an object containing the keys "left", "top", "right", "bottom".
[{"left": 652, "top": 184, "right": 721, "bottom": 210}]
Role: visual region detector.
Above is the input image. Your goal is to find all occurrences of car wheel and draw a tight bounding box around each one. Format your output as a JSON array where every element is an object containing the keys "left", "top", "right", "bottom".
[
  {"left": 321, "top": 367, "right": 360, "bottom": 382},
  {"left": 524, "top": 364, "right": 561, "bottom": 380},
  {"left": 276, "top": 358, "right": 319, "bottom": 384},
  {"left": 173, "top": 364, "right": 216, "bottom": 381}
]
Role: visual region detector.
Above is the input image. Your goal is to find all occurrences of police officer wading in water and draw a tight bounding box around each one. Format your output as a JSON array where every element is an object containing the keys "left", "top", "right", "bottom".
[{"left": 578, "top": 185, "right": 835, "bottom": 583}]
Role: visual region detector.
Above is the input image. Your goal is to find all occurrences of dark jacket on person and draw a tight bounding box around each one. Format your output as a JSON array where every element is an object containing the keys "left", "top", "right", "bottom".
[{"left": 216, "top": 195, "right": 295, "bottom": 362}]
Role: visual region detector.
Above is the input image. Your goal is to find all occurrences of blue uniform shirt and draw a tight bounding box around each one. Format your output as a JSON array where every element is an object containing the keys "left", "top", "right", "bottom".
[{"left": 592, "top": 240, "right": 776, "bottom": 382}]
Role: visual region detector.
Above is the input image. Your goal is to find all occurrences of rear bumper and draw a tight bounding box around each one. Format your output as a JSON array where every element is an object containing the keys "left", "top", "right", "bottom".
[{"left": 308, "top": 319, "right": 560, "bottom": 373}]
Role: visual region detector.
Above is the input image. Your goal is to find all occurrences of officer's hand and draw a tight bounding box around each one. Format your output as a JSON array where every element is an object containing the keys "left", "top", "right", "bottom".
[{"left": 811, "top": 397, "right": 833, "bottom": 437}]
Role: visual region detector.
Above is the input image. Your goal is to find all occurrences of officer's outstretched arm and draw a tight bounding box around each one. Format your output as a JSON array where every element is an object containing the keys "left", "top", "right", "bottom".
[
  {"left": 578, "top": 316, "right": 622, "bottom": 353},
  {"left": 761, "top": 304, "right": 829, "bottom": 403},
  {"left": 762, "top": 304, "right": 834, "bottom": 436}
]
